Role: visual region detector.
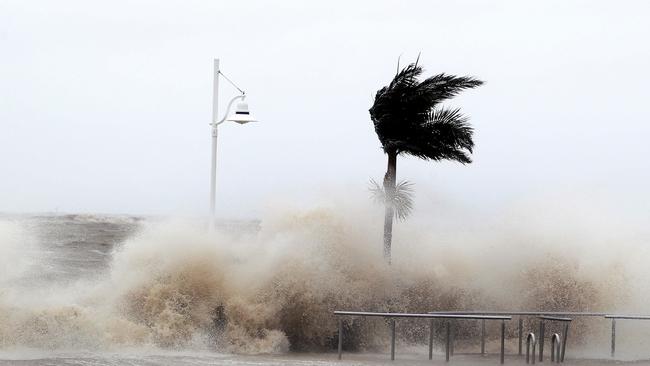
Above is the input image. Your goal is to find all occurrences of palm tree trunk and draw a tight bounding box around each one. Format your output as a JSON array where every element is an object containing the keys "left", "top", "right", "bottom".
[{"left": 383, "top": 151, "right": 397, "bottom": 263}]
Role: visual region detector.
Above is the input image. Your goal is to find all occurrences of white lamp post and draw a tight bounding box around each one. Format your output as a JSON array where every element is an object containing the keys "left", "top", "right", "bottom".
[{"left": 210, "top": 58, "right": 258, "bottom": 231}]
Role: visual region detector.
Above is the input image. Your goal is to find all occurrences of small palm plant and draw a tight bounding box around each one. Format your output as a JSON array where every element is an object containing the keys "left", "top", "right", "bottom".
[
  {"left": 369, "top": 59, "right": 483, "bottom": 262},
  {"left": 369, "top": 178, "right": 414, "bottom": 221}
]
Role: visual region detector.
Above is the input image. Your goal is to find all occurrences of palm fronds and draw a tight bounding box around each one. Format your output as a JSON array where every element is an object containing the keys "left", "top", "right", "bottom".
[
  {"left": 403, "top": 107, "right": 474, "bottom": 163},
  {"left": 369, "top": 179, "right": 414, "bottom": 220},
  {"left": 369, "top": 61, "right": 483, "bottom": 162}
]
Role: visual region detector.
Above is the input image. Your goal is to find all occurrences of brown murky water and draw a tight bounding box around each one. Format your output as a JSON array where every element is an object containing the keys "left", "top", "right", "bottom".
[{"left": 1, "top": 211, "right": 650, "bottom": 365}]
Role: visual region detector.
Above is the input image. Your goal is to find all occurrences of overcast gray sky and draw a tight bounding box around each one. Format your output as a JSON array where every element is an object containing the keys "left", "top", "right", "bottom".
[{"left": 1, "top": 0, "right": 649, "bottom": 218}]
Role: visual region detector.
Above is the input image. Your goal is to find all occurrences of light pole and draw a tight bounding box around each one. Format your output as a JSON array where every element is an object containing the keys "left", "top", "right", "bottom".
[{"left": 210, "top": 58, "right": 258, "bottom": 231}]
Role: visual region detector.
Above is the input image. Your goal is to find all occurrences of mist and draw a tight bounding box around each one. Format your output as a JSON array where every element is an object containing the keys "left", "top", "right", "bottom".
[{"left": 2, "top": 0, "right": 650, "bottom": 218}]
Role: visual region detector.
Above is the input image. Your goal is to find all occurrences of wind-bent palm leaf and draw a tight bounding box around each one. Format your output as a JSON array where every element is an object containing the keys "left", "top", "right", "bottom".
[
  {"left": 402, "top": 107, "right": 474, "bottom": 163},
  {"left": 369, "top": 63, "right": 483, "bottom": 162}
]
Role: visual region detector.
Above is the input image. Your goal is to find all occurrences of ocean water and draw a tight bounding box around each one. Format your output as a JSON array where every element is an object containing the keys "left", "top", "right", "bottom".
[{"left": 1, "top": 209, "right": 650, "bottom": 365}]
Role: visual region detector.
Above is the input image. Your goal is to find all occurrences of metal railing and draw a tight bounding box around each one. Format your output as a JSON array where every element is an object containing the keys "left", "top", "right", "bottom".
[
  {"left": 537, "top": 316, "right": 570, "bottom": 362},
  {"left": 429, "top": 311, "right": 600, "bottom": 357},
  {"left": 334, "top": 311, "right": 511, "bottom": 363},
  {"left": 526, "top": 333, "right": 537, "bottom": 364},
  {"left": 550, "top": 333, "right": 562, "bottom": 363},
  {"left": 605, "top": 314, "right": 650, "bottom": 358},
  {"left": 335, "top": 310, "right": 650, "bottom": 363}
]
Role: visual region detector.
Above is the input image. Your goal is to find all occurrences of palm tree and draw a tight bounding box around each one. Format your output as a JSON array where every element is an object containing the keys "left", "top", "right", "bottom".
[{"left": 369, "top": 60, "right": 483, "bottom": 263}]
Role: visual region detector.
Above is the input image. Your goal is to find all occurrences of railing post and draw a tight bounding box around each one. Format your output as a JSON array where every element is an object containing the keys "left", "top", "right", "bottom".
[
  {"left": 338, "top": 318, "right": 343, "bottom": 360},
  {"left": 519, "top": 317, "right": 524, "bottom": 355},
  {"left": 561, "top": 322, "right": 568, "bottom": 362},
  {"left": 500, "top": 319, "right": 506, "bottom": 364},
  {"left": 390, "top": 319, "right": 396, "bottom": 361},
  {"left": 539, "top": 320, "right": 545, "bottom": 362},
  {"left": 450, "top": 324, "right": 454, "bottom": 356},
  {"left": 446, "top": 321, "right": 451, "bottom": 362},
  {"left": 481, "top": 319, "right": 486, "bottom": 355},
  {"left": 429, "top": 319, "right": 434, "bottom": 360},
  {"left": 551, "top": 333, "right": 561, "bottom": 363},
  {"left": 526, "top": 333, "right": 537, "bottom": 364},
  {"left": 611, "top": 318, "right": 616, "bottom": 358}
]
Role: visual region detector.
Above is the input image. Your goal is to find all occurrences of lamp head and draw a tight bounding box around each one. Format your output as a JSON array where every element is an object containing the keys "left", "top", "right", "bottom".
[{"left": 226, "top": 98, "right": 258, "bottom": 124}]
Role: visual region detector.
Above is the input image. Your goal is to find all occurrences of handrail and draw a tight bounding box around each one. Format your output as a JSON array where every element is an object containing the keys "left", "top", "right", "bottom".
[
  {"left": 430, "top": 311, "right": 606, "bottom": 317},
  {"left": 526, "top": 333, "right": 537, "bottom": 364},
  {"left": 605, "top": 314, "right": 650, "bottom": 358},
  {"left": 336, "top": 311, "right": 511, "bottom": 320},
  {"left": 334, "top": 311, "right": 511, "bottom": 363},
  {"left": 605, "top": 314, "right": 650, "bottom": 319},
  {"left": 551, "top": 333, "right": 562, "bottom": 363},
  {"left": 539, "top": 316, "right": 572, "bottom": 322}
]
